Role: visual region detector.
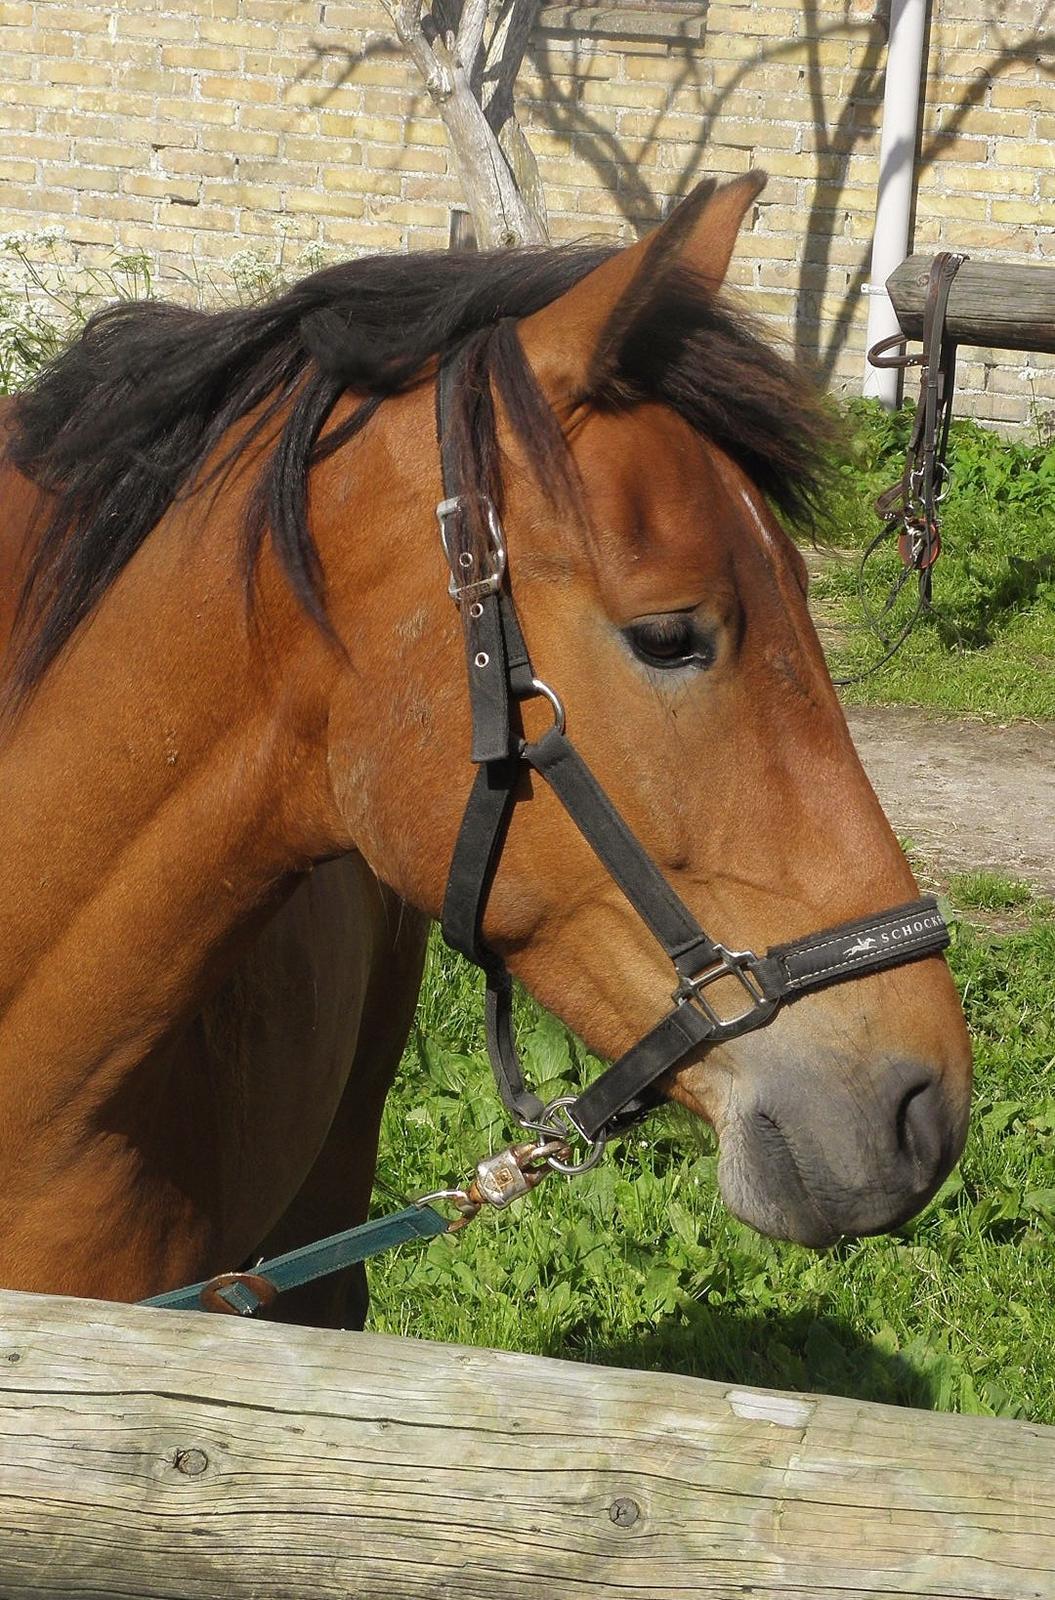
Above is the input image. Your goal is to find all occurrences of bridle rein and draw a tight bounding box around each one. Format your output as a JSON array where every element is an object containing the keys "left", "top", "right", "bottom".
[{"left": 435, "top": 355, "right": 951, "bottom": 1171}]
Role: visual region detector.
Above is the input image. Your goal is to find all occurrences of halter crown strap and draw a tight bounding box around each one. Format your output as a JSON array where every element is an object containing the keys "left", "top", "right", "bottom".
[{"left": 435, "top": 352, "right": 950, "bottom": 1145}]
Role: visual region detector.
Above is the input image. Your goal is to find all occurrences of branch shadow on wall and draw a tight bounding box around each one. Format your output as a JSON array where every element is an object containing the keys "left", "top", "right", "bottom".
[
  {"left": 526, "top": 2, "right": 1055, "bottom": 382},
  {"left": 294, "top": 2, "right": 1055, "bottom": 385}
]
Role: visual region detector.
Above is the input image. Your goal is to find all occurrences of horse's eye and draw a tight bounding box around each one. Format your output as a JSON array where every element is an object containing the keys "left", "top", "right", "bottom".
[{"left": 625, "top": 614, "right": 715, "bottom": 671}]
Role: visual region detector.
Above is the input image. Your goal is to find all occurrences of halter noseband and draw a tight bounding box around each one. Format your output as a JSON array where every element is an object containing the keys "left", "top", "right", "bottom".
[{"left": 435, "top": 358, "right": 949, "bottom": 1160}]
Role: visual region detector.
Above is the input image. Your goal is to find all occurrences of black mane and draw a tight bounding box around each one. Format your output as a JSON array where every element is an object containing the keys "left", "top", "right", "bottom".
[{"left": 4, "top": 244, "right": 829, "bottom": 698}]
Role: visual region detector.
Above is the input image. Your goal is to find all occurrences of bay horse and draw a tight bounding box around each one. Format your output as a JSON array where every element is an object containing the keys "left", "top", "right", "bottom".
[{"left": 0, "top": 174, "right": 971, "bottom": 1328}]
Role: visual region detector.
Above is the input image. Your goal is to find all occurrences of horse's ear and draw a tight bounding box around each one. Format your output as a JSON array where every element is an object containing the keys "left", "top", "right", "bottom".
[{"left": 518, "top": 171, "right": 766, "bottom": 410}]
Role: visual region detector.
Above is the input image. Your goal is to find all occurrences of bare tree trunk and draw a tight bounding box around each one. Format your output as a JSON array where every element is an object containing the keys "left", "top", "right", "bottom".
[{"left": 379, "top": 0, "right": 549, "bottom": 248}]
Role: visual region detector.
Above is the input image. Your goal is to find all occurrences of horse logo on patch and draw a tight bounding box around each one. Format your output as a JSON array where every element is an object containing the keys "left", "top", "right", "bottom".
[{"left": 843, "top": 935, "right": 878, "bottom": 957}]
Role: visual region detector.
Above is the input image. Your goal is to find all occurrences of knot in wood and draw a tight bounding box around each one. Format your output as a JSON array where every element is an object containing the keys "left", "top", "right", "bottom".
[
  {"left": 608, "top": 1497, "right": 640, "bottom": 1528},
  {"left": 174, "top": 1448, "right": 209, "bottom": 1477}
]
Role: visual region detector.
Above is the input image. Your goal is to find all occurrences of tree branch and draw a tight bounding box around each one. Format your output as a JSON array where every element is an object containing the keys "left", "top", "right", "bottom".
[
  {"left": 380, "top": 0, "right": 548, "bottom": 247},
  {"left": 384, "top": 0, "right": 452, "bottom": 98},
  {"left": 455, "top": 0, "right": 489, "bottom": 75}
]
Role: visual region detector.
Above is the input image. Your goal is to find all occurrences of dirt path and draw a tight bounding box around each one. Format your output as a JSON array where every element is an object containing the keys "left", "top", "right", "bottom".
[{"left": 846, "top": 707, "right": 1055, "bottom": 894}]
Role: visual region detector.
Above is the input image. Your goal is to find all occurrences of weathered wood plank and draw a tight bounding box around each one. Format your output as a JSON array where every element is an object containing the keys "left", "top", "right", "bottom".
[
  {"left": 0, "top": 1288, "right": 1050, "bottom": 1599},
  {"left": 886, "top": 255, "right": 1055, "bottom": 354}
]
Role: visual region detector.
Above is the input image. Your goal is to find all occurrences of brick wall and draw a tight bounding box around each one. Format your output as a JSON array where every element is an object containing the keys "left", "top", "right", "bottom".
[{"left": 1, "top": 0, "right": 1052, "bottom": 424}]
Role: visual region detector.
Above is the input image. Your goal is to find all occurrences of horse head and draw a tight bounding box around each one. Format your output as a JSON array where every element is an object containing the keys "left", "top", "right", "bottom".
[{"left": 316, "top": 175, "right": 972, "bottom": 1247}]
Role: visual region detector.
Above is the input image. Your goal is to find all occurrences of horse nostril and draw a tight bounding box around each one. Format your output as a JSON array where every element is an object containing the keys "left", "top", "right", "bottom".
[{"left": 895, "top": 1078, "right": 945, "bottom": 1181}]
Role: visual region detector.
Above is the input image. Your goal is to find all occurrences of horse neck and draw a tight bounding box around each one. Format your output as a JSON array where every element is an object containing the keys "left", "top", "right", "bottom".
[{"left": 0, "top": 455, "right": 344, "bottom": 1101}]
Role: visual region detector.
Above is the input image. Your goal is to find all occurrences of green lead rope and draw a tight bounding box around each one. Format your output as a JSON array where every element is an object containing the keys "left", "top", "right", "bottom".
[{"left": 141, "top": 1203, "right": 450, "bottom": 1316}]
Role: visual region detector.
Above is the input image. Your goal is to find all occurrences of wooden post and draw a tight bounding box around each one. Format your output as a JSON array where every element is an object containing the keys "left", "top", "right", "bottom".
[
  {"left": 886, "top": 255, "right": 1055, "bottom": 353},
  {"left": 0, "top": 1287, "right": 1051, "bottom": 1597}
]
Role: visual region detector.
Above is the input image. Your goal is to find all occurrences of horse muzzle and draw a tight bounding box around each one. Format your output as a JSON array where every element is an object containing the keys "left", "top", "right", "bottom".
[{"left": 715, "top": 1056, "right": 969, "bottom": 1247}]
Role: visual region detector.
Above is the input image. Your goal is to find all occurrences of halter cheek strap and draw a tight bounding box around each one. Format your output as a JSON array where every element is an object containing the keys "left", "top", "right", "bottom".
[{"left": 435, "top": 357, "right": 949, "bottom": 1149}]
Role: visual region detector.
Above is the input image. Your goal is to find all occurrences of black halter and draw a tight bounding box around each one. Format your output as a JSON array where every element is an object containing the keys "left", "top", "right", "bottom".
[{"left": 435, "top": 358, "right": 949, "bottom": 1159}]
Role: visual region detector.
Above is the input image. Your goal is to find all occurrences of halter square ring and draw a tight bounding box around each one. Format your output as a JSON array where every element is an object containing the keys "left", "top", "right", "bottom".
[{"left": 674, "top": 946, "right": 778, "bottom": 1039}]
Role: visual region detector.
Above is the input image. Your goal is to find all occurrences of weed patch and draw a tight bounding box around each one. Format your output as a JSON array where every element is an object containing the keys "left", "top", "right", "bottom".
[{"left": 370, "top": 901, "right": 1055, "bottom": 1422}]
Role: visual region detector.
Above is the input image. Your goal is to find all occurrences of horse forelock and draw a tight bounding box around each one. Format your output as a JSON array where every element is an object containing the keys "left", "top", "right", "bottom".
[{"left": 2, "top": 242, "right": 829, "bottom": 704}]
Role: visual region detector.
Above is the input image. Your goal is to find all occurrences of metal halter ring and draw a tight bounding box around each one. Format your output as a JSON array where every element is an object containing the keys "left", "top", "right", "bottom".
[
  {"left": 527, "top": 1096, "right": 607, "bottom": 1175},
  {"left": 527, "top": 677, "right": 566, "bottom": 735}
]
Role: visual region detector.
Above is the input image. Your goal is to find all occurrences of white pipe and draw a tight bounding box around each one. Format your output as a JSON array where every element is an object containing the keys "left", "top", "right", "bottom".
[{"left": 862, "top": 0, "right": 928, "bottom": 405}]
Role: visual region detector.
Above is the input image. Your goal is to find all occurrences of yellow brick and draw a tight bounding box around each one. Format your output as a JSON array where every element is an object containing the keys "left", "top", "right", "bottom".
[
  {"left": 279, "top": 134, "right": 350, "bottom": 163},
  {"left": 161, "top": 45, "right": 244, "bottom": 71},
  {"left": 0, "top": 2, "right": 33, "bottom": 22},
  {"left": 148, "top": 120, "right": 208, "bottom": 150},
  {"left": 328, "top": 58, "right": 406, "bottom": 89},
  {"left": 114, "top": 223, "right": 201, "bottom": 253},
  {"left": 45, "top": 4, "right": 112, "bottom": 29},
  {"left": 155, "top": 96, "right": 237, "bottom": 127},
  {"left": 204, "top": 128, "right": 281, "bottom": 157},
  {"left": 916, "top": 193, "right": 989, "bottom": 220},
  {"left": 239, "top": 106, "right": 298, "bottom": 134},
  {"left": 0, "top": 26, "right": 36, "bottom": 52},
  {"left": 76, "top": 141, "right": 143, "bottom": 169},
  {"left": 991, "top": 198, "right": 1046, "bottom": 223},
  {"left": 580, "top": 79, "right": 671, "bottom": 110},
  {"left": 36, "top": 58, "right": 112, "bottom": 85},
  {"left": 200, "top": 74, "right": 275, "bottom": 102},
  {"left": 198, "top": 17, "right": 273, "bottom": 46},
  {"left": 118, "top": 67, "right": 177, "bottom": 93},
  {"left": 7, "top": 133, "right": 69, "bottom": 161},
  {"left": 0, "top": 184, "right": 76, "bottom": 214},
  {"left": 403, "top": 174, "right": 461, "bottom": 202},
  {"left": 402, "top": 117, "right": 445, "bottom": 147},
  {"left": 320, "top": 111, "right": 403, "bottom": 142},
  {"left": 50, "top": 164, "right": 121, "bottom": 192},
  {"left": 743, "top": 234, "right": 801, "bottom": 261},
  {"left": 118, "top": 13, "right": 193, "bottom": 41},
  {"left": 123, "top": 173, "right": 201, "bottom": 202},
  {"left": 0, "top": 157, "right": 35, "bottom": 181},
  {"left": 164, "top": 149, "right": 237, "bottom": 179},
  {"left": 990, "top": 84, "right": 1049, "bottom": 110},
  {"left": 241, "top": 156, "right": 315, "bottom": 184},
  {"left": 328, "top": 218, "right": 405, "bottom": 249},
  {"left": 372, "top": 144, "right": 446, "bottom": 174},
  {"left": 366, "top": 199, "right": 448, "bottom": 227},
  {"left": 81, "top": 193, "right": 155, "bottom": 223},
  {"left": 935, "top": 163, "right": 1013, "bottom": 194},
  {"left": 950, "top": 221, "right": 1037, "bottom": 249},
  {"left": 725, "top": 118, "right": 799, "bottom": 151},
  {"left": 405, "top": 226, "right": 447, "bottom": 250},
  {"left": 995, "top": 141, "right": 1055, "bottom": 168},
  {"left": 171, "top": 204, "right": 237, "bottom": 232},
  {"left": 742, "top": 150, "right": 812, "bottom": 179},
  {"left": 284, "top": 185, "right": 366, "bottom": 217},
  {"left": 201, "top": 179, "right": 278, "bottom": 208},
  {"left": 323, "top": 165, "right": 400, "bottom": 197}
]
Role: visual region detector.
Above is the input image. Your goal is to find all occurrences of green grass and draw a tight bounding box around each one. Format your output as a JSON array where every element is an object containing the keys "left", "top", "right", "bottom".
[
  {"left": 813, "top": 400, "right": 1055, "bottom": 717},
  {"left": 369, "top": 888, "right": 1055, "bottom": 1422}
]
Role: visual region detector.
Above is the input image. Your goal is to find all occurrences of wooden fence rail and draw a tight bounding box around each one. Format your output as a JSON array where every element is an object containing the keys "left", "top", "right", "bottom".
[
  {"left": 887, "top": 255, "right": 1055, "bottom": 354},
  {"left": 0, "top": 1288, "right": 1051, "bottom": 1599}
]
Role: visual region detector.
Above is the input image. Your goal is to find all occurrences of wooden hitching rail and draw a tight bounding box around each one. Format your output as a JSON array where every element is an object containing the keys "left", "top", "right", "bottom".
[{"left": 0, "top": 1288, "right": 1050, "bottom": 1598}]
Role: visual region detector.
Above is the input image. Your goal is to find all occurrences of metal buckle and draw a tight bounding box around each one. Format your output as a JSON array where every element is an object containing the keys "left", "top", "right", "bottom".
[
  {"left": 674, "top": 946, "right": 778, "bottom": 1039},
  {"left": 436, "top": 494, "right": 507, "bottom": 604}
]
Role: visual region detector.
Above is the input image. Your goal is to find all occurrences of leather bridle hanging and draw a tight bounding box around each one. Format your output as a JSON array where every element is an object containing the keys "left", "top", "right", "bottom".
[{"left": 435, "top": 354, "right": 951, "bottom": 1164}]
